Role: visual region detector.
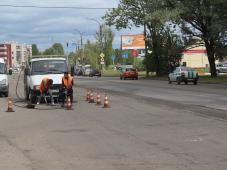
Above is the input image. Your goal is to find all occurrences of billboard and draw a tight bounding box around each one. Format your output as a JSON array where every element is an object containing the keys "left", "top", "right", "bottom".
[{"left": 121, "top": 34, "right": 145, "bottom": 50}]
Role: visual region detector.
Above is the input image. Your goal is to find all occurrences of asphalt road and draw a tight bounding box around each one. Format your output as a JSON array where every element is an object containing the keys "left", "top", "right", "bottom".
[
  {"left": 0, "top": 74, "right": 227, "bottom": 169},
  {"left": 75, "top": 76, "right": 227, "bottom": 111}
]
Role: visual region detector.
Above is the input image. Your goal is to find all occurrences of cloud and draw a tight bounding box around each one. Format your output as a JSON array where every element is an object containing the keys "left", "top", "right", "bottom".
[{"left": 0, "top": 0, "right": 142, "bottom": 51}]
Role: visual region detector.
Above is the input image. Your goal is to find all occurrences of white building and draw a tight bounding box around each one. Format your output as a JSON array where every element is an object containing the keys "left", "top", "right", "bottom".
[
  {"left": 15, "top": 44, "right": 32, "bottom": 66},
  {"left": 181, "top": 45, "right": 209, "bottom": 69},
  {"left": 3, "top": 42, "right": 32, "bottom": 68}
]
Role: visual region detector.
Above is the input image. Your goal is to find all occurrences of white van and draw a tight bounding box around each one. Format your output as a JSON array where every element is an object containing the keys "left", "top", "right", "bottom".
[
  {"left": 24, "top": 57, "right": 68, "bottom": 103},
  {"left": 0, "top": 58, "right": 9, "bottom": 97}
]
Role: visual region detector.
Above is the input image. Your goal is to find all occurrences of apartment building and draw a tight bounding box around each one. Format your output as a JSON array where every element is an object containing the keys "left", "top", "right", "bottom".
[{"left": 0, "top": 42, "right": 32, "bottom": 68}]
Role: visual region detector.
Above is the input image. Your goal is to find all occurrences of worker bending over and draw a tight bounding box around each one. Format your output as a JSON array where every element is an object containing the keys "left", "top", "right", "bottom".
[{"left": 37, "top": 78, "right": 54, "bottom": 105}]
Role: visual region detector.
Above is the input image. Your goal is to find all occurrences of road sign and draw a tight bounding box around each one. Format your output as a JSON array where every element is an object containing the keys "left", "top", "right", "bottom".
[
  {"left": 101, "top": 58, "right": 105, "bottom": 62},
  {"left": 100, "top": 53, "right": 105, "bottom": 59}
]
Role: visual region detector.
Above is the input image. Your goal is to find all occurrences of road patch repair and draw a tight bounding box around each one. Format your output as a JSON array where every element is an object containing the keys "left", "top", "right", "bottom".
[{"left": 9, "top": 86, "right": 112, "bottom": 112}]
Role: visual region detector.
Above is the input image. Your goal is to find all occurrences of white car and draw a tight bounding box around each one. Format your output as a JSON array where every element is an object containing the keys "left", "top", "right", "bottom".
[
  {"left": 168, "top": 66, "right": 199, "bottom": 85},
  {"left": 0, "top": 58, "right": 9, "bottom": 97},
  {"left": 84, "top": 68, "right": 92, "bottom": 76},
  {"left": 216, "top": 63, "right": 227, "bottom": 73},
  {"left": 24, "top": 57, "right": 68, "bottom": 103}
]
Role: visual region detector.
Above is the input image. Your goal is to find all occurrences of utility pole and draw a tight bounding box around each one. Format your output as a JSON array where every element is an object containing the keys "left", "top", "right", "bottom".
[
  {"left": 87, "top": 18, "right": 104, "bottom": 70},
  {"left": 144, "top": 23, "right": 149, "bottom": 78},
  {"left": 66, "top": 42, "right": 69, "bottom": 66},
  {"left": 74, "top": 29, "right": 85, "bottom": 65}
]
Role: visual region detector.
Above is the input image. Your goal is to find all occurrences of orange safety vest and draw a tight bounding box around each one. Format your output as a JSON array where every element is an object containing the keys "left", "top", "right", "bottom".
[
  {"left": 40, "top": 77, "right": 49, "bottom": 93},
  {"left": 62, "top": 75, "right": 73, "bottom": 89}
]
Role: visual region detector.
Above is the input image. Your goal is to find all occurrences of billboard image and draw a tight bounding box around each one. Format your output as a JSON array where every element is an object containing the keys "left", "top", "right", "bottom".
[{"left": 121, "top": 34, "right": 145, "bottom": 50}]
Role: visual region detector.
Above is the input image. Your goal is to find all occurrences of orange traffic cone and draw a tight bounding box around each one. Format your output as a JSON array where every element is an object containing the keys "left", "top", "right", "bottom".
[
  {"left": 86, "top": 90, "right": 91, "bottom": 101},
  {"left": 6, "top": 97, "right": 15, "bottom": 112},
  {"left": 103, "top": 94, "right": 110, "bottom": 108},
  {"left": 96, "top": 93, "right": 101, "bottom": 105},
  {"left": 66, "top": 97, "right": 73, "bottom": 110},
  {"left": 89, "top": 91, "right": 95, "bottom": 103}
]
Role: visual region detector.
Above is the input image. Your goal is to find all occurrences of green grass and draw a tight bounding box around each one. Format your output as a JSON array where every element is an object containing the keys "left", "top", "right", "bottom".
[
  {"left": 103, "top": 69, "right": 120, "bottom": 77},
  {"left": 138, "top": 71, "right": 147, "bottom": 77},
  {"left": 103, "top": 70, "right": 227, "bottom": 84},
  {"left": 103, "top": 70, "right": 147, "bottom": 77},
  {"left": 199, "top": 75, "right": 227, "bottom": 84}
]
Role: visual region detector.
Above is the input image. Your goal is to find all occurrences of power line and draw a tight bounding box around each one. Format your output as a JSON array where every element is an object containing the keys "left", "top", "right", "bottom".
[{"left": 0, "top": 4, "right": 115, "bottom": 10}]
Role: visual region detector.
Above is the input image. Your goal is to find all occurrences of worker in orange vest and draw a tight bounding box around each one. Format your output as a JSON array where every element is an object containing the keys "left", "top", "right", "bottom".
[
  {"left": 37, "top": 78, "right": 54, "bottom": 105},
  {"left": 60, "top": 71, "right": 74, "bottom": 106}
]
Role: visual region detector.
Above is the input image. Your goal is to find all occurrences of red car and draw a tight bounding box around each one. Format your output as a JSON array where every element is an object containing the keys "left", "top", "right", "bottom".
[{"left": 120, "top": 68, "right": 138, "bottom": 80}]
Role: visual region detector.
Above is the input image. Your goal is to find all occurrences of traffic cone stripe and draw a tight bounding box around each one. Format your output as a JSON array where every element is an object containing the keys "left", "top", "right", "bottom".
[
  {"left": 66, "top": 97, "right": 73, "bottom": 110},
  {"left": 96, "top": 94, "right": 101, "bottom": 105},
  {"left": 103, "top": 95, "right": 110, "bottom": 108},
  {"left": 6, "top": 97, "right": 15, "bottom": 112},
  {"left": 86, "top": 90, "right": 91, "bottom": 101},
  {"left": 89, "top": 91, "right": 95, "bottom": 103}
]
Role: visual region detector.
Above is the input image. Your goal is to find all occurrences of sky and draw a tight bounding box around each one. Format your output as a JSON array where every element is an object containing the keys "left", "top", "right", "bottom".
[{"left": 0, "top": 0, "right": 143, "bottom": 52}]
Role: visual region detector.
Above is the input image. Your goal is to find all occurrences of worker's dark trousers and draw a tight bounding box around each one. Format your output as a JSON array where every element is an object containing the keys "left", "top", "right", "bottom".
[{"left": 60, "top": 88, "right": 73, "bottom": 105}]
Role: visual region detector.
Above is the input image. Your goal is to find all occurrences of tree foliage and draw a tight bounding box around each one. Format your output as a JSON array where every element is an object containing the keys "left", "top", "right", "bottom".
[
  {"left": 104, "top": 0, "right": 227, "bottom": 77},
  {"left": 167, "top": 0, "right": 227, "bottom": 77},
  {"left": 104, "top": 0, "right": 183, "bottom": 76},
  {"left": 32, "top": 44, "right": 39, "bottom": 56},
  {"left": 84, "top": 41, "right": 100, "bottom": 68},
  {"left": 75, "top": 25, "right": 115, "bottom": 69},
  {"left": 43, "top": 43, "right": 65, "bottom": 55},
  {"left": 68, "top": 52, "right": 76, "bottom": 65},
  {"left": 96, "top": 25, "right": 115, "bottom": 66}
]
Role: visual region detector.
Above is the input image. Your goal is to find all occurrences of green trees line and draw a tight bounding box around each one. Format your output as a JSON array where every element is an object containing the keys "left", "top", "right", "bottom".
[
  {"left": 32, "top": 43, "right": 64, "bottom": 56},
  {"left": 104, "top": 0, "right": 227, "bottom": 77}
]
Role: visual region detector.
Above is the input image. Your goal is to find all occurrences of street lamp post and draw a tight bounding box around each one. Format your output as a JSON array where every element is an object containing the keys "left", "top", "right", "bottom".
[
  {"left": 87, "top": 18, "right": 104, "bottom": 70},
  {"left": 74, "top": 29, "right": 85, "bottom": 65}
]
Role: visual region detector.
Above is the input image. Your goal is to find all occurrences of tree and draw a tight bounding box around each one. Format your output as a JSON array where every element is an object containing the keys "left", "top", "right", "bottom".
[
  {"left": 52, "top": 43, "right": 65, "bottom": 55},
  {"left": 113, "top": 49, "right": 123, "bottom": 64},
  {"left": 32, "top": 44, "right": 39, "bottom": 56},
  {"left": 96, "top": 25, "right": 115, "bottom": 66},
  {"left": 84, "top": 41, "right": 100, "bottom": 68},
  {"left": 43, "top": 43, "right": 65, "bottom": 55},
  {"left": 68, "top": 52, "right": 76, "bottom": 65},
  {"left": 104, "top": 0, "right": 181, "bottom": 76},
  {"left": 167, "top": 0, "right": 227, "bottom": 77}
]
